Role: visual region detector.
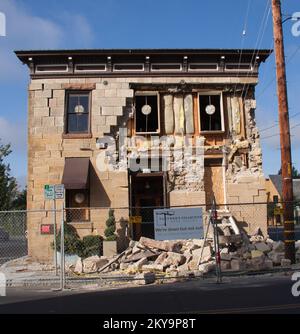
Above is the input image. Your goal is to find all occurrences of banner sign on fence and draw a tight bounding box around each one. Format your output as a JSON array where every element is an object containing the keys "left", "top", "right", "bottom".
[
  {"left": 44, "top": 185, "right": 55, "bottom": 200},
  {"left": 129, "top": 216, "right": 142, "bottom": 224},
  {"left": 154, "top": 207, "right": 203, "bottom": 240}
]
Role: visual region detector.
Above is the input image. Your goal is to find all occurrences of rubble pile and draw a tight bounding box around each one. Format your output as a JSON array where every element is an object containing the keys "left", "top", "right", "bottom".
[{"left": 73, "top": 224, "right": 300, "bottom": 282}]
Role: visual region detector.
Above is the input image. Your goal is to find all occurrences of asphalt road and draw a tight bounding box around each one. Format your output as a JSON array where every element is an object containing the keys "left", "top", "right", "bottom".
[{"left": 0, "top": 274, "right": 300, "bottom": 314}]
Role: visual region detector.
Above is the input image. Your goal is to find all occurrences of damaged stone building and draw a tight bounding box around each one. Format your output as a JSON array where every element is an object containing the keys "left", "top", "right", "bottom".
[{"left": 15, "top": 49, "right": 271, "bottom": 261}]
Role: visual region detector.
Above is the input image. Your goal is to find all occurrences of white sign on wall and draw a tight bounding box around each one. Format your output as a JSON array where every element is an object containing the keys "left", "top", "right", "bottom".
[{"left": 154, "top": 207, "right": 203, "bottom": 240}]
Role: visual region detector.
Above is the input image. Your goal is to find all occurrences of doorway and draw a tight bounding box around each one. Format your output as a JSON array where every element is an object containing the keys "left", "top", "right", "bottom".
[
  {"left": 204, "top": 158, "right": 224, "bottom": 209},
  {"left": 130, "top": 173, "right": 165, "bottom": 240}
]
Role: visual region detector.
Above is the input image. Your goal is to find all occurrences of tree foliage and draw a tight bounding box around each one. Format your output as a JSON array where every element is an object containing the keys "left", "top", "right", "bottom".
[
  {"left": 278, "top": 166, "right": 300, "bottom": 179},
  {"left": 0, "top": 140, "right": 26, "bottom": 211}
]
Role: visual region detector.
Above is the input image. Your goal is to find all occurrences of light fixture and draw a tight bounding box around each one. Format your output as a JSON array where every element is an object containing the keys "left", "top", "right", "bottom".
[
  {"left": 74, "top": 193, "right": 85, "bottom": 204},
  {"left": 205, "top": 104, "right": 216, "bottom": 115},
  {"left": 68, "top": 56, "right": 73, "bottom": 60},
  {"left": 141, "top": 104, "right": 151, "bottom": 115}
]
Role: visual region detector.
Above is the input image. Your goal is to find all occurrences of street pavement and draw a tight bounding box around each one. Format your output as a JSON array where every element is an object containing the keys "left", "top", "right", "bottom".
[{"left": 0, "top": 273, "right": 300, "bottom": 314}]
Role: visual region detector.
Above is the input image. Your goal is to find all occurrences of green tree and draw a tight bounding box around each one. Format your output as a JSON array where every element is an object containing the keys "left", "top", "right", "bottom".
[
  {"left": 0, "top": 141, "right": 19, "bottom": 211},
  {"left": 104, "top": 209, "right": 117, "bottom": 241},
  {"left": 278, "top": 166, "right": 300, "bottom": 179}
]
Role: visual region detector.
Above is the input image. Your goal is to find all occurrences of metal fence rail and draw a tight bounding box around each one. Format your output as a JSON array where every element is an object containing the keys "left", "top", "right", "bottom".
[{"left": 0, "top": 201, "right": 299, "bottom": 289}]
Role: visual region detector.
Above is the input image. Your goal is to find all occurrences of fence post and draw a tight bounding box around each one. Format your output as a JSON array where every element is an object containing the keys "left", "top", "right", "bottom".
[
  {"left": 53, "top": 199, "right": 58, "bottom": 276},
  {"left": 60, "top": 202, "right": 65, "bottom": 290}
]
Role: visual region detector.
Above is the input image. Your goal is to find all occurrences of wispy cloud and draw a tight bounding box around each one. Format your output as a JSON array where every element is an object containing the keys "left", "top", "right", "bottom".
[{"left": 0, "top": 0, "right": 94, "bottom": 81}]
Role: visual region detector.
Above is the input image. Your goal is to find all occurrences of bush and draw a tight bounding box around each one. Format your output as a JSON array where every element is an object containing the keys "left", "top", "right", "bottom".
[
  {"left": 104, "top": 209, "right": 117, "bottom": 241},
  {"left": 81, "top": 235, "right": 103, "bottom": 258},
  {"left": 52, "top": 224, "right": 83, "bottom": 256}
]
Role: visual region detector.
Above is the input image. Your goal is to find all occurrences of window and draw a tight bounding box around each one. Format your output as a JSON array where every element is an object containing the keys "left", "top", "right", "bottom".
[
  {"left": 273, "top": 195, "right": 279, "bottom": 204},
  {"left": 135, "top": 93, "right": 160, "bottom": 134},
  {"left": 225, "top": 63, "right": 253, "bottom": 72},
  {"left": 113, "top": 63, "right": 144, "bottom": 72},
  {"left": 188, "top": 63, "right": 218, "bottom": 71},
  {"left": 36, "top": 64, "right": 68, "bottom": 73},
  {"left": 75, "top": 64, "right": 106, "bottom": 72},
  {"left": 66, "top": 92, "right": 90, "bottom": 134},
  {"left": 198, "top": 93, "right": 224, "bottom": 132},
  {"left": 151, "top": 63, "right": 182, "bottom": 71}
]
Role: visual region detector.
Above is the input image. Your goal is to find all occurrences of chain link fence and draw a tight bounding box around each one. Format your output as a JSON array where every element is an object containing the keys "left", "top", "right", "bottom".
[
  {"left": 0, "top": 211, "right": 27, "bottom": 265},
  {"left": 0, "top": 202, "right": 300, "bottom": 287}
]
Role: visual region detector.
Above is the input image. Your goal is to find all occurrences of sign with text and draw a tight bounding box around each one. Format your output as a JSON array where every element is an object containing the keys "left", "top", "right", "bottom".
[
  {"left": 54, "top": 184, "right": 64, "bottom": 199},
  {"left": 154, "top": 207, "right": 203, "bottom": 240},
  {"left": 44, "top": 185, "right": 55, "bottom": 200},
  {"left": 129, "top": 216, "right": 142, "bottom": 224}
]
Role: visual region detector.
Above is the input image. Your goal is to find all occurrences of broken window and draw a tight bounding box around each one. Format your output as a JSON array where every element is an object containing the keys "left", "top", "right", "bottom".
[
  {"left": 135, "top": 93, "right": 160, "bottom": 134},
  {"left": 199, "top": 93, "right": 224, "bottom": 132},
  {"left": 66, "top": 92, "right": 90, "bottom": 133}
]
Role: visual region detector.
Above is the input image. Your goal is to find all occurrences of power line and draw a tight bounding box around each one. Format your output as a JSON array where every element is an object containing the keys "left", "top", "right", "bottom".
[
  {"left": 233, "top": 0, "right": 252, "bottom": 97},
  {"left": 241, "top": 0, "right": 272, "bottom": 98}
]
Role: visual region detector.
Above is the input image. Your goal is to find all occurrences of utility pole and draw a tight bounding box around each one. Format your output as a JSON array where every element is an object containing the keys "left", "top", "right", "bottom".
[{"left": 271, "top": 0, "right": 295, "bottom": 263}]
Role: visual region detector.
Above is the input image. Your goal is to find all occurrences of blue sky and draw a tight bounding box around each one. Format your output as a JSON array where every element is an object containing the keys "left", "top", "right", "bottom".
[{"left": 0, "top": 0, "right": 299, "bottom": 189}]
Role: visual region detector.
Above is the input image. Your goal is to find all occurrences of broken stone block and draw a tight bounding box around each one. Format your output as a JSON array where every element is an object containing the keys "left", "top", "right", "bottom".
[
  {"left": 281, "top": 258, "right": 291, "bottom": 267},
  {"left": 133, "top": 257, "right": 148, "bottom": 270},
  {"left": 264, "top": 259, "right": 273, "bottom": 270},
  {"left": 164, "top": 252, "right": 185, "bottom": 266},
  {"left": 220, "top": 261, "right": 231, "bottom": 271},
  {"left": 191, "top": 239, "right": 205, "bottom": 248},
  {"left": 141, "top": 264, "right": 164, "bottom": 272},
  {"left": 255, "top": 242, "right": 272, "bottom": 254},
  {"left": 129, "top": 240, "right": 137, "bottom": 248},
  {"left": 187, "top": 258, "right": 199, "bottom": 271},
  {"left": 139, "top": 237, "right": 182, "bottom": 252},
  {"left": 230, "top": 259, "right": 246, "bottom": 271},
  {"left": 272, "top": 241, "right": 285, "bottom": 253},
  {"left": 222, "top": 226, "right": 232, "bottom": 237},
  {"left": 250, "top": 235, "right": 264, "bottom": 243},
  {"left": 177, "top": 262, "right": 189, "bottom": 274},
  {"left": 242, "top": 252, "right": 252, "bottom": 260},
  {"left": 120, "top": 262, "right": 129, "bottom": 270},
  {"left": 74, "top": 258, "right": 83, "bottom": 274},
  {"left": 220, "top": 247, "right": 229, "bottom": 254},
  {"left": 134, "top": 272, "right": 156, "bottom": 285},
  {"left": 251, "top": 250, "right": 264, "bottom": 259},
  {"left": 154, "top": 252, "right": 168, "bottom": 265},
  {"left": 198, "top": 261, "right": 216, "bottom": 274},
  {"left": 268, "top": 251, "right": 285, "bottom": 265},
  {"left": 132, "top": 245, "right": 141, "bottom": 255},
  {"left": 192, "top": 245, "right": 212, "bottom": 263},
  {"left": 82, "top": 256, "right": 109, "bottom": 273}
]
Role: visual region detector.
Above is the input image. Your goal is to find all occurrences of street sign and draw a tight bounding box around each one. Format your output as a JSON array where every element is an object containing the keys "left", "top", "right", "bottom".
[
  {"left": 54, "top": 184, "right": 65, "bottom": 199},
  {"left": 129, "top": 216, "right": 142, "bottom": 224},
  {"left": 154, "top": 207, "right": 203, "bottom": 240},
  {"left": 44, "top": 185, "right": 55, "bottom": 200},
  {"left": 274, "top": 207, "right": 284, "bottom": 215}
]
